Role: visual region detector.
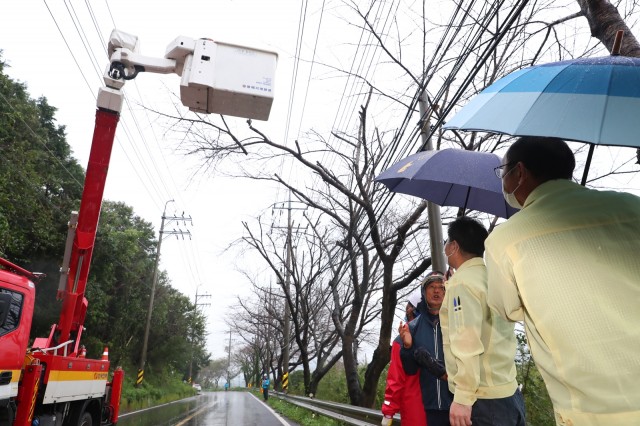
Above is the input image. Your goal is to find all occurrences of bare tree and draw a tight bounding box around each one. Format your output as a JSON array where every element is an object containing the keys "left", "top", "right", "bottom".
[
  {"left": 238, "top": 216, "right": 344, "bottom": 395},
  {"left": 196, "top": 87, "right": 434, "bottom": 406},
  {"left": 199, "top": 358, "right": 228, "bottom": 389},
  {"left": 232, "top": 343, "right": 262, "bottom": 387},
  {"left": 226, "top": 281, "right": 284, "bottom": 386}
]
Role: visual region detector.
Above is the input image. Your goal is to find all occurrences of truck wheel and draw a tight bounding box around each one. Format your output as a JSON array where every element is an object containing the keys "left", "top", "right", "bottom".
[
  {"left": 0, "top": 403, "right": 15, "bottom": 426},
  {"left": 77, "top": 411, "right": 92, "bottom": 426}
]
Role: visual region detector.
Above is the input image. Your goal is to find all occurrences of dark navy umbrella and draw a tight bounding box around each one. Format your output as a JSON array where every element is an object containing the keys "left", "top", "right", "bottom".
[
  {"left": 444, "top": 54, "right": 640, "bottom": 184},
  {"left": 375, "top": 149, "right": 518, "bottom": 219}
]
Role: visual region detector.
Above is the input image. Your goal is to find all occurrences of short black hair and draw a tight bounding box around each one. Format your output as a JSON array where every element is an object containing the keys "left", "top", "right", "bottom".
[
  {"left": 506, "top": 136, "right": 575, "bottom": 181},
  {"left": 447, "top": 216, "right": 488, "bottom": 257}
]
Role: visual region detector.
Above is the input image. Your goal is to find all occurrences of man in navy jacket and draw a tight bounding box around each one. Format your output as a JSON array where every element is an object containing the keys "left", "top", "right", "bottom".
[{"left": 400, "top": 272, "right": 453, "bottom": 425}]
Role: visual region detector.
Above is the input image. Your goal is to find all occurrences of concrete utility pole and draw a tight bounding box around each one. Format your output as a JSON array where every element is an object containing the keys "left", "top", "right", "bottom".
[
  {"left": 418, "top": 92, "right": 446, "bottom": 274},
  {"left": 263, "top": 282, "right": 273, "bottom": 383},
  {"left": 272, "top": 193, "right": 306, "bottom": 392},
  {"left": 257, "top": 283, "right": 269, "bottom": 386},
  {"left": 189, "top": 285, "right": 211, "bottom": 383},
  {"left": 282, "top": 205, "right": 292, "bottom": 392},
  {"left": 226, "top": 328, "right": 232, "bottom": 388},
  {"left": 137, "top": 199, "right": 193, "bottom": 387}
]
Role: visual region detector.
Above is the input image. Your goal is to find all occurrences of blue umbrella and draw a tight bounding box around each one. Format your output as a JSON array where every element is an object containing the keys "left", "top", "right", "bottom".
[
  {"left": 375, "top": 149, "right": 518, "bottom": 219},
  {"left": 443, "top": 55, "right": 640, "bottom": 184}
]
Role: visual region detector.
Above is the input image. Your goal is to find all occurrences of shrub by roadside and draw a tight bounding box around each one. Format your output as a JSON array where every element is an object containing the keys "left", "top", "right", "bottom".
[{"left": 120, "top": 369, "right": 196, "bottom": 412}]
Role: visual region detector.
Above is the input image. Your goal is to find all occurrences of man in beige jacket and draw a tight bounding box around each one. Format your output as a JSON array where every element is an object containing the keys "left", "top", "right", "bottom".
[
  {"left": 441, "top": 216, "right": 525, "bottom": 426},
  {"left": 486, "top": 136, "right": 640, "bottom": 425}
]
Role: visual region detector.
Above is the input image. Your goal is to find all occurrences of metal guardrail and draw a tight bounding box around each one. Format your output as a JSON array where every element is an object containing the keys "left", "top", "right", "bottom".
[{"left": 272, "top": 391, "right": 401, "bottom": 425}]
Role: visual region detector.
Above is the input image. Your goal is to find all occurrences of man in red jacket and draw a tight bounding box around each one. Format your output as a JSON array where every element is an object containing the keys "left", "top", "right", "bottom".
[{"left": 381, "top": 291, "right": 426, "bottom": 425}]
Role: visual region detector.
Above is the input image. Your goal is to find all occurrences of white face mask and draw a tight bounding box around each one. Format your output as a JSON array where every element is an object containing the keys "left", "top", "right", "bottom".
[
  {"left": 503, "top": 185, "right": 522, "bottom": 209},
  {"left": 443, "top": 241, "right": 456, "bottom": 260},
  {"left": 502, "top": 166, "right": 523, "bottom": 209}
]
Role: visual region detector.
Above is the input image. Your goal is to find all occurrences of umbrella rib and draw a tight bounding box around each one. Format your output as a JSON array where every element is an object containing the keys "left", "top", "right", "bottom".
[
  {"left": 443, "top": 184, "right": 455, "bottom": 208},
  {"left": 597, "top": 62, "right": 615, "bottom": 145},
  {"left": 515, "top": 63, "right": 570, "bottom": 135},
  {"left": 463, "top": 187, "right": 471, "bottom": 215}
]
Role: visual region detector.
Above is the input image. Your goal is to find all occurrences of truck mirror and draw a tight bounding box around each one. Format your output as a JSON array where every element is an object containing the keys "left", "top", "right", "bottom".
[{"left": 0, "top": 293, "right": 11, "bottom": 328}]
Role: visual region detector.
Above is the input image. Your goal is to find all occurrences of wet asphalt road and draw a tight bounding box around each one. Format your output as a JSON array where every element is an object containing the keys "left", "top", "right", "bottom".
[{"left": 118, "top": 391, "right": 298, "bottom": 426}]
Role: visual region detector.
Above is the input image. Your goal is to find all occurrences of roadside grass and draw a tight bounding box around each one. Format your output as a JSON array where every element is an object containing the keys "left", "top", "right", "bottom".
[
  {"left": 119, "top": 364, "right": 196, "bottom": 412},
  {"left": 265, "top": 392, "right": 347, "bottom": 426}
]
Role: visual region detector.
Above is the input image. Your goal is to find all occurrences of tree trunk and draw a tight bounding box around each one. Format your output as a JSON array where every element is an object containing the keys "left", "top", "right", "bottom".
[
  {"left": 360, "top": 277, "right": 397, "bottom": 407},
  {"left": 342, "top": 334, "right": 364, "bottom": 406},
  {"left": 576, "top": 0, "right": 640, "bottom": 161},
  {"left": 302, "top": 353, "right": 311, "bottom": 396},
  {"left": 307, "top": 351, "right": 343, "bottom": 396},
  {"left": 576, "top": 0, "right": 640, "bottom": 56},
  {"left": 307, "top": 379, "right": 319, "bottom": 397}
]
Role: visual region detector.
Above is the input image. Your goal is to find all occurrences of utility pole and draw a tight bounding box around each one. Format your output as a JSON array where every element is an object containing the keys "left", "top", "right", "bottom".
[
  {"left": 189, "top": 285, "right": 210, "bottom": 383},
  {"left": 256, "top": 284, "right": 266, "bottom": 387},
  {"left": 264, "top": 281, "right": 272, "bottom": 384},
  {"left": 272, "top": 193, "right": 306, "bottom": 392},
  {"left": 282, "top": 206, "right": 292, "bottom": 393},
  {"left": 418, "top": 92, "right": 446, "bottom": 273},
  {"left": 226, "top": 328, "right": 232, "bottom": 388},
  {"left": 137, "top": 200, "right": 192, "bottom": 387}
]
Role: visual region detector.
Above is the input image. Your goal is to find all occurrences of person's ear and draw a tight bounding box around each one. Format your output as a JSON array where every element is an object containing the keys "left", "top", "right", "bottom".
[{"left": 514, "top": 161, "right": 526, "bottom": 183}]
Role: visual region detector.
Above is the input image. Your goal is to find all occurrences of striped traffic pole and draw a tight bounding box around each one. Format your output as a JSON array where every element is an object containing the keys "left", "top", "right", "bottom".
[
  {"left": 136, "top": 369, "right": 144, "bottom": 386},
  {"left": 282, "top": 372, "right": 289, "bottom": 392}
]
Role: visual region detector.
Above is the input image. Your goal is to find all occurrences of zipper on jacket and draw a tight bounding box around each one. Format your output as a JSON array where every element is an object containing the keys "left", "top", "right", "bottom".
[{"left": 434, "top": 322, "right": 442, "bottom": 409}]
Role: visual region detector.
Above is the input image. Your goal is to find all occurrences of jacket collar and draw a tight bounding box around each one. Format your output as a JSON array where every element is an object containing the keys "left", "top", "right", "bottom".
[{"left": 523, "top": 179, "right": 581, "bottom": 209}]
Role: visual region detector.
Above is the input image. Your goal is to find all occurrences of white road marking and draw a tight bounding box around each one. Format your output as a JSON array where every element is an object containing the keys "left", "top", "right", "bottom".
[
  {"left": 249, "top": 391, "right": 290, "bottom": 426},
  {"left": 119, "top": 397, "right": 197, "bottom": 418}
]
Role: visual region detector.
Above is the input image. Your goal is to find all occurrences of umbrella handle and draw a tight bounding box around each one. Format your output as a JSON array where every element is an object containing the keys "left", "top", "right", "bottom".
[
  {"left": 581, "top": 145, "right": 595, "bottom": 186},
  {"left": 612, "top": 30, "right": 624, "bottom": 56}
]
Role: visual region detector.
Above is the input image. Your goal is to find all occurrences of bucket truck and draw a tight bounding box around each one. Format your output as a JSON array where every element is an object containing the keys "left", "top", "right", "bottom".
[{"left": 0, "top": 30, "right": 277, "bottom": 426}]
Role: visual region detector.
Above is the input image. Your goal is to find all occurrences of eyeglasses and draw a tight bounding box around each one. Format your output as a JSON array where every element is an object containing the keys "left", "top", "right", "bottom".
[{"left": 494, "top": 163, "right": 514, "bottom": 179}]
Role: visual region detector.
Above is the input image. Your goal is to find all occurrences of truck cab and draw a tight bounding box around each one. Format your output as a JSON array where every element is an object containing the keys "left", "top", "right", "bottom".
[{"left": 0, "top": 259, "right": 36, "bottom": 425}]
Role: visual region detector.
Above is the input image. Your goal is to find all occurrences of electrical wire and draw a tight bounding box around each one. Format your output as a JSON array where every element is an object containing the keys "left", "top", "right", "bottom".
[
  {"left": 283, "top": 0, "right": 309, "bottom": 150},
  {"left": 42, "top": 0, "right": 97, "bottom": 98},
  {"left": 64, "top": 0, "right": 104, "bottom": 82},
  {"left": 294, "top": 0, "right": 327, "bottom": 144},
  {"left": 370, "top": 0, "right": 527, "bottom": 222}
]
